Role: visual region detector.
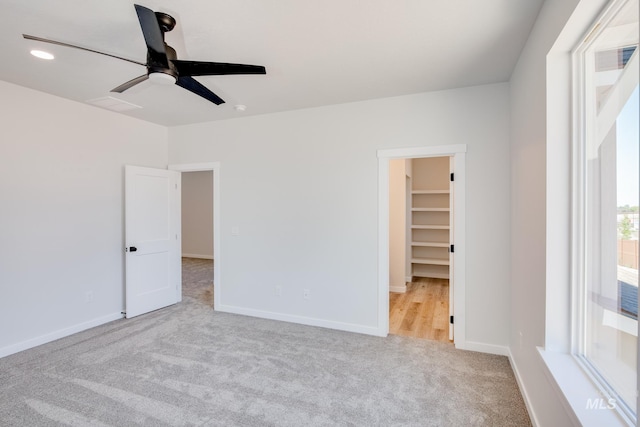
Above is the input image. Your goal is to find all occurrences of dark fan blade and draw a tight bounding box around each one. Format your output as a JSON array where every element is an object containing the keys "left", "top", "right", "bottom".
[
  {"left": 173, "top": 60, "right": 266, "bottom": 77},
  {"left": 23, "top": 34, "right": 145, "bottom": 66},
  {"left": 134, "top": 4, "right": 168, "bottom": 67},
  {"left": 111, "top": 74, "right": 149, "bottom": 93},
  {"left": 176, "top": 76, "right": 225, "bottom": 105}
]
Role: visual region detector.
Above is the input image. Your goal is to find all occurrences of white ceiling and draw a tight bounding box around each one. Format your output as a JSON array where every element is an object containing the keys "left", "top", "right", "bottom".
[{"left": 0, "top": 0, "right": 544, "bottom": 127}]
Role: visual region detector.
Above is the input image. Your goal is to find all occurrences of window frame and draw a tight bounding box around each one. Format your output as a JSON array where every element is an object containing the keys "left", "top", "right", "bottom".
[{"left": 571, "top": 0, "right": 639, "bottom": 423}]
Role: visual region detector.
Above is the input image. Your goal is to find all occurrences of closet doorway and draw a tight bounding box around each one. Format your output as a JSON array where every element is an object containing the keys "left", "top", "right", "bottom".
[
  {"left": 388, "top": 157, "right": 452, "bottom": 342},
  {"left": 377, "top": 145, "right": 466, "bottom": 346},
  {"left": 169, "top": 162, "right": 221, "bottom": 311}
]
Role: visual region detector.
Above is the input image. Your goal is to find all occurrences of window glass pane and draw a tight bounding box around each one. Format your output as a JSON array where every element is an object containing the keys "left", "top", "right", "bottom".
[{"left": 583, "top": 0, "right": 639, "bottom": 415}]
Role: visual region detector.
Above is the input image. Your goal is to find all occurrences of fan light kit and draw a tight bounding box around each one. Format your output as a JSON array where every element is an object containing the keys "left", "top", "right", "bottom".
[
  {"left": 23, "top": 4, "right": 266, "bottom": 106},
  {"left": 30, "top": 50, "right": 54, "bottom": 60},
  {"left": 148, "top": 72, "right": 177, "bottom": 85}
]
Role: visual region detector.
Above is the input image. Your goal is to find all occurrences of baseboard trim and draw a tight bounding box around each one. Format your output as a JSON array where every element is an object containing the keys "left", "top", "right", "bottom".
[
  {"left": 182, "top": 253, "right": 214, "bottom": 260},
  {"left": 217, "top": 304, "right": 386, "bottom": 337},
  {"left": 455, "top": 340, "right": 509, "bottom": 356},
  {"left": 0, "top": 312, "right": 123, "bottom": 359},
  {"left": 405, "top": 276, "right": 412, "bottom": 283},
  {"left": 508, "top": 348, "right": 540, "bottom": 427},
  {"left": 389, "top": 284, "right": 407, "bottom": 293}
]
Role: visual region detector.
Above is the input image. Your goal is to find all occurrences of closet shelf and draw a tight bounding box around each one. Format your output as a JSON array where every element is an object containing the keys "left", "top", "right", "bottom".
[
  {"left": 412, "top": 190, "right": 450, "bottom": 194},
  {"left": 411, "top": 241, "right": 449, "bottom": 248},
  {"left": 411, "top": 257, "right": 450, "bottom": 266},
  {"left": 413, "top": 271, "right": 450, "bottom": 279},
  {"left": 411, "top": 208, "right": 450, "bottom": 212},
  {"left": 409, "top": 159, "right": 451, "bottom": 281}
]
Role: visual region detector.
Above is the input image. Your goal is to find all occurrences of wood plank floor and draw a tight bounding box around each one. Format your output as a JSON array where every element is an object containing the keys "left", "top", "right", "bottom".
[{"left": 389, "top": 277, "right": 451, "bottom": 342}]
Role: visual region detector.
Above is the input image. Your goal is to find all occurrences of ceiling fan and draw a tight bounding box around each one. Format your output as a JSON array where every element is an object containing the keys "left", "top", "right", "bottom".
[{"left": 23, "top": 4, "right": 266, "bottom": 105}]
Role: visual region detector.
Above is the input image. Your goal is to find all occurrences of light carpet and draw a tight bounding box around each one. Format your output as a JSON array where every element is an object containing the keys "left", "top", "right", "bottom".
[{"left": 0, "top": 259, "right": 531, "bottom": 426}]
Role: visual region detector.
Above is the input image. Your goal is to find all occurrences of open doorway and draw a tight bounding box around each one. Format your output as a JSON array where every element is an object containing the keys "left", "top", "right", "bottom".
[
  {"left": 388, "top": 157, "right": 452, "bottom": 342},
  {"left": 377, "top": 144, "right": 467, "bottom": 348},
  {"left": 181, "top": 170, "right": 214, "bottom": 308},
  {"left": 169, "top": 162, "right": 221, "bottom": 311}
]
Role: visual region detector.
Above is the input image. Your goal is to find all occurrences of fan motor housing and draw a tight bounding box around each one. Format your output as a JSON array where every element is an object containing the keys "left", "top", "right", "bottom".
[
  {"left": 148, "top": 44, "right": 178, "bottom": 79},
  {"left": 155, "top": 12, "right": 176, "bottom": 33}
]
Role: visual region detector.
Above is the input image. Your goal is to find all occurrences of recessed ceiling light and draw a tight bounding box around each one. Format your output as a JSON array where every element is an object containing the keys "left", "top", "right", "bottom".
[
  {"left": 30, "top": 50, "right": 54, "bottom": 60},
  {"left": 234, "top": 104, "right": 247, "bottom": 112}
]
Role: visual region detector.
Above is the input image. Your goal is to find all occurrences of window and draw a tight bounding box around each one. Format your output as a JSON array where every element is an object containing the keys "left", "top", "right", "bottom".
[{"left": 574, "top": 0, "right": 639, "bottom": 422}]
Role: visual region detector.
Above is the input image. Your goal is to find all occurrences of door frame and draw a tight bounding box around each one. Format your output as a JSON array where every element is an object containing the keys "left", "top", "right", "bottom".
[
  {"left": 168, "top": 162, "right": 221, "bottom": 310},
  {"left": 377, "top": 145, "right": 466, "bottom": 346}
]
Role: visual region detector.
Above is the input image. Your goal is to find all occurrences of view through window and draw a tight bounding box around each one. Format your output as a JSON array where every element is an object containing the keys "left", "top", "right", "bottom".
[{"left": 576, "top": 0, "right": 639, "bottom": 420}]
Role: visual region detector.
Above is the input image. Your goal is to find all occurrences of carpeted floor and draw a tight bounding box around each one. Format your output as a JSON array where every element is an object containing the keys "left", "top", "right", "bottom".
[{"left": 0, "top": 258, "right": 531, "bottom": 426}]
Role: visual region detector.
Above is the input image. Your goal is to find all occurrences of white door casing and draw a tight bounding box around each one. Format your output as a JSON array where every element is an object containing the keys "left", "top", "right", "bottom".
[
  {"left": 125, "top": 165, "right": 181, "bottom": 318},
  {"left": 377, "top": 145, "right": 466, "bottom": 347}
]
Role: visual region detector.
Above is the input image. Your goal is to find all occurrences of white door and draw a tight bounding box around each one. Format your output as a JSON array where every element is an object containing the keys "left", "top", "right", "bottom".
[{"left": 125, "top": 165, "right": 181, "bottom": 318}]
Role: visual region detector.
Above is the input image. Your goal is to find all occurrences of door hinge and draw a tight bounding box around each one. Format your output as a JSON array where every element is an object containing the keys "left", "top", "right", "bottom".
[
  {"left": 450, "top": 172, "right": 454, "bottom": 182},
  {"left": 450, "top": 315, "right": 454, "bottom": 324},
  {"left": 450, "top": 244, "right": 454, "bottom": 253}
]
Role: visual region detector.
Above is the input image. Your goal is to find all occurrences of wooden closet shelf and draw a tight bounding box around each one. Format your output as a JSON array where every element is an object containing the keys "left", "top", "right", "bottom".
[
  {"left": 413, "top": 271, "right": 450, "bottom": 279},
  {"left": 411, "top": 190, "right": 450, "bottom": 194},
  {"left": 411, "top": 241, "right": 449, "bottom": 247},
  {"left": 411, "top": 257, "right": 450, "bottom": 266}
]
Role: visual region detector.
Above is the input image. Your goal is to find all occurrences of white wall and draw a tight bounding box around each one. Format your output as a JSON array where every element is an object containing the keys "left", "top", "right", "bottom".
[
  {"left": 508, "top": 0, "right": 585, "bottom": 425},
  {"left": 181, "top": 171, "right": 214, "bottom": 259},
  {"left": 169, "top": 83, "right": 511, "bottom": 347},
  {"left": 388, "top": 159, "right": 406, "bottom": 292},
  {"left": 0, "top": 81, "right": 168, "bottom": 356}
]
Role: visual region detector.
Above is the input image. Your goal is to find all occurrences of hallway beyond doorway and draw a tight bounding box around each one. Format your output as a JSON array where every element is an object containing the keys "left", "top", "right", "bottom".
[{"left": 182, "top": 257, "right": 214, "bottom": 308}]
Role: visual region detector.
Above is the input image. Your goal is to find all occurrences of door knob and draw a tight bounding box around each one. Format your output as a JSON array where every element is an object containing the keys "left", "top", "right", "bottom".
[{"left": 129, "top": 246, "right": 137, "bottom": 252}]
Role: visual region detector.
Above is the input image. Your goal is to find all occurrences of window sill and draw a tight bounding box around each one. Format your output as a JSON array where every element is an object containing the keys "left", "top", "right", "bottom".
[{"left": 537, "top": 347, "right": 633, "bottom": 427}]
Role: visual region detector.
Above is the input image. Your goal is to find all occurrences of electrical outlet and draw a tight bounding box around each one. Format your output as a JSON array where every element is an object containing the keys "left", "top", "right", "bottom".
[
  {"left": 303, "top": 289, "right": 310, "bottom": 300},
  {"left": 275, "top": 285, "right": 282, "bottom": 297}
]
